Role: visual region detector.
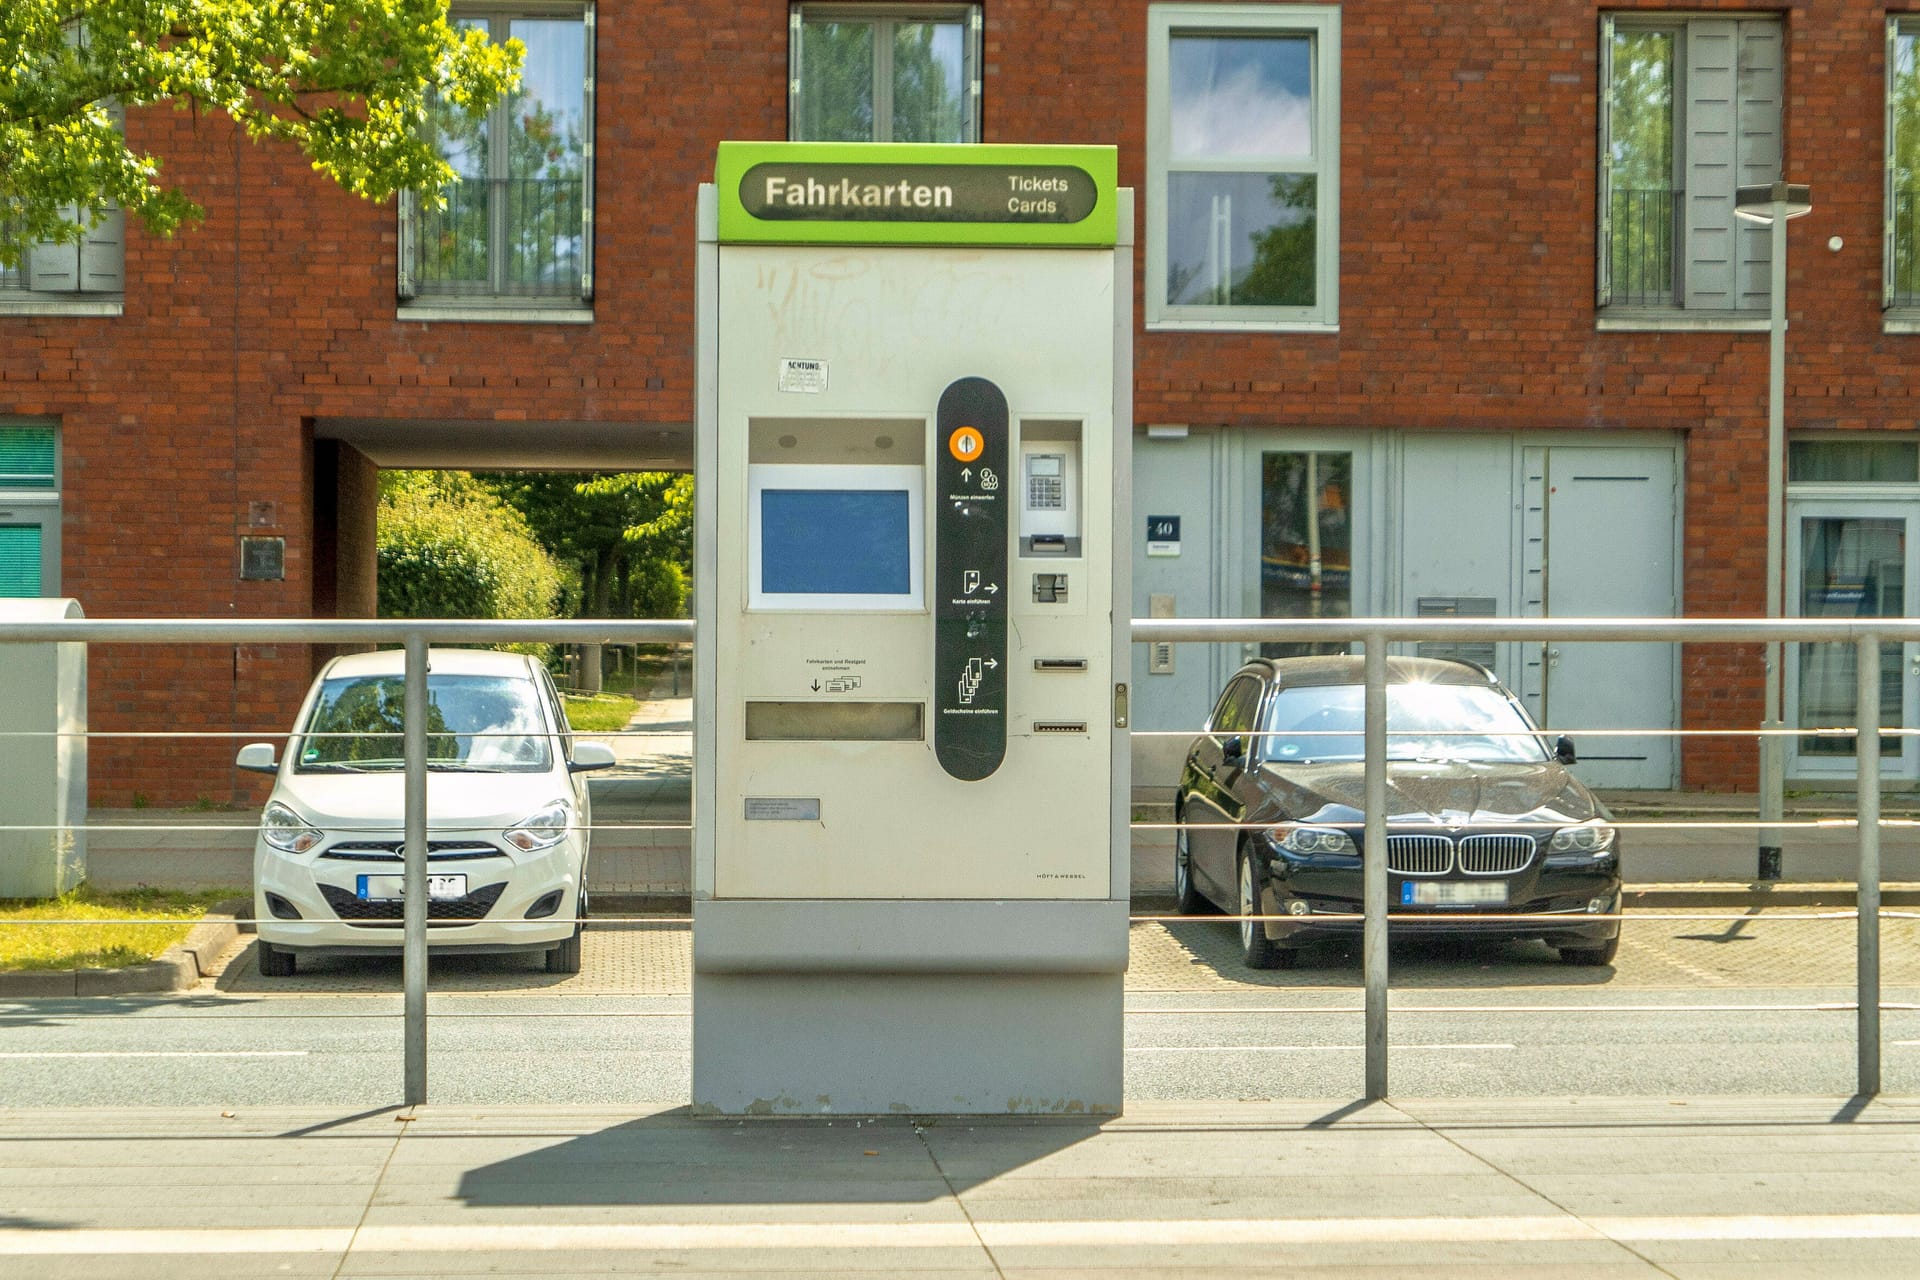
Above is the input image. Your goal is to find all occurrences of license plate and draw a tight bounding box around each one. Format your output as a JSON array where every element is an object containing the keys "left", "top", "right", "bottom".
[
  {"left": 1402, "top": 880, "right": 1507, "bottom": 907},
  {"left": 356, "top": 874, "right": 467, "bottom": 902}
]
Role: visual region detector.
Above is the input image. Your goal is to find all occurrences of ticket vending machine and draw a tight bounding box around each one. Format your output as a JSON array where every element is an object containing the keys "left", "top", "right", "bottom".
[{"left": 693, "top": 142, "right": 1131, "bottom": 1114}]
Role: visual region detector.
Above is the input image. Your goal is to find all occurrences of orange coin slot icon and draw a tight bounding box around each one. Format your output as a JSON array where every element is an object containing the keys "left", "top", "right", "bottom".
[{"left": 948, "top": 426, "right": 985, "bottom": 463}]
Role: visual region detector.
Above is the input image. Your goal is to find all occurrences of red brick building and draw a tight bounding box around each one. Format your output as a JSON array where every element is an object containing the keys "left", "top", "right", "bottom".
[{"left": 3, "top": 2, "right": 1916, "bottom": 799}]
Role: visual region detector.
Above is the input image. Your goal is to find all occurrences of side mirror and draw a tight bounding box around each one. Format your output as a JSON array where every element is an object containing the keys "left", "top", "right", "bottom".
[
  {"left": 1554, "top": 735, "right": 1577, "bottom": 766},
  {"left": 568, "top": 741, "right": 618, "bottom": 773},
  {"left": 236, "top": 743, "right": 279, "bottom": 775},
  {"left": 1221, "top": 734, "right": 1246, "bottom": 764}
]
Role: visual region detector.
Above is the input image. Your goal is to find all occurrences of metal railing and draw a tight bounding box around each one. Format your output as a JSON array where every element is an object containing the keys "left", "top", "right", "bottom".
[
  {"left": 1607, "top": 187, "right": 1677, "bottom": 306},
  {"left": 1893, "top": 188, "right": 1920, "bottom": 309},
  {"left": 408, "top": 177, "right": 585, "bottom": 299},
  {"left": 0, "top": 614, "right": 1906, "bottom": 1107}
]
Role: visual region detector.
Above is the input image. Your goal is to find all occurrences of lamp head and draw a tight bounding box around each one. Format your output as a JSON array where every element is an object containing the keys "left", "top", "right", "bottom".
[{"left": 1734, "top": 181, "right": 1813, "bottom": 224}]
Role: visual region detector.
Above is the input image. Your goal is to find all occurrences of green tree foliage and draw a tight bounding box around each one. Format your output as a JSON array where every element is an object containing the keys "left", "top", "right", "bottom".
[
  {"left": 1236, "top": 174, "right": 1317, "bottom": 307},
  {"left": 0, "top": 1, "right": 522, "bottom": 265},
  {"left": 376, "top": 471, "right": 562, "bottom": 625},
  {"left": 484, "top": 471, "right": 693, "bottom": 619}
]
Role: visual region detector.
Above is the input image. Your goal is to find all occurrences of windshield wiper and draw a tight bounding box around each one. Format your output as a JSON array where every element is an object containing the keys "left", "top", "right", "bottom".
[{"left": 298, "top": 761, "right": 371, "bottom": 773}]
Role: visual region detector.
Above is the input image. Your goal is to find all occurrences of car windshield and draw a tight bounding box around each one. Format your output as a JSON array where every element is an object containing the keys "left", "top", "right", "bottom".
[
  {"left": 295, "top": 674, "right": 553, "bottom": 773},
  {"left": 1259, "top": 681, "right": 1549, "bottom": 765}
]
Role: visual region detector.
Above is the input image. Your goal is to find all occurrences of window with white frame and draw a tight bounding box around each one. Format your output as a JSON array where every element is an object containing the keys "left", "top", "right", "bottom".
[
  {"left": 1887, "top": 19, "right": 1920, "bottom": 313},
  {"left": 1600, "top": 13, "right": 1781, "bottom": 315},
  {"left": 400, "top": 2, "right": 594, "bottom": 310},
  {"left": 1146, "top": 4, "right": 1339, "bottom": 330},
  {"left": 790, "top": 4, "right": 980, "bottom": 143}
]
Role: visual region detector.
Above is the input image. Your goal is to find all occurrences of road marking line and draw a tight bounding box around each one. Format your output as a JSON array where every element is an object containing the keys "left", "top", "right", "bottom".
[
  {"left": 0, "top": 1051, "right": 309, "bottom": 1059},
  {"left": 1125, "top": 1003, "right": 1914, "bottom": 1015},
  {"left": 13, "top": 1214, "right": 1920, "bottom": 1255},
  {"left": 1126, "top": 1044, "right": 1514, "bottom": 1053}
]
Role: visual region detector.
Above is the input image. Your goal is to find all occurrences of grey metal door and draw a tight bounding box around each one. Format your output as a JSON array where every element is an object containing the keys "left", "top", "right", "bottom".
[{"left": 1524, "top": 446, "right": 1679, "bottom": 788}]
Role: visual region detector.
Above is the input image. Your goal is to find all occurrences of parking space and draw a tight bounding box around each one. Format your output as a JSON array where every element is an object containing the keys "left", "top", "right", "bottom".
[{"left": 199, "top": 909, "right": 1920, "bottom": 996}]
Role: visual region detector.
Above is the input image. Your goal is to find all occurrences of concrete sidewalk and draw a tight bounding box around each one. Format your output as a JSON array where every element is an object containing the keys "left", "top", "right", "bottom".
[{"left": 2, "top": 1096, "right": 1918, "bottom": 1277}]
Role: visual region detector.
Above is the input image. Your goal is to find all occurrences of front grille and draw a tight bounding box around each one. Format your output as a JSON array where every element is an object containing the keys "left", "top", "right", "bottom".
[
  {"left": 1385, "top": 835, "right": 1452, "bottom": 876},
  {"left": 1458, "top": 835, "right": 1536, "bottom": 875},
  {"left": 320, "top": 840, "right": 504, "bottom": 863},
  {"left": 318, "top": 881, "right": 507, "bottom": 924}
]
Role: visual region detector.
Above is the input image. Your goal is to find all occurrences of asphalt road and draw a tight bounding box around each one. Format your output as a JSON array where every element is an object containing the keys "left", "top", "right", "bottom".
[
  {"left": 7, "top": 909, "right": 1919, "bottom": 1107},
  {"left": 3, "top": 984, "right": 1917, "bottom": 1108}
]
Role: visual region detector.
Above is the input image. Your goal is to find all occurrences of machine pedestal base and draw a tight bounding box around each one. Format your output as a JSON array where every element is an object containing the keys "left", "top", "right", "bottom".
[{"left": 693, "top": 969, "right": 1122, "bottom": 1116}]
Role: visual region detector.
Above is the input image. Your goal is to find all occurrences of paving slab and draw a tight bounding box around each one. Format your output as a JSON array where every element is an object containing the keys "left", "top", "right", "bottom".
[{"left": 3, "top": 1098, "right": 1918, "bottom": 1277}]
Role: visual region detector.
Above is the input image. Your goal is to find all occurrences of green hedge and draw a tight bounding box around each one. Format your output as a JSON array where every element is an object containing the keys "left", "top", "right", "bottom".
[{"left": 378, "top": 486, "right": 563, "bottom": 625}]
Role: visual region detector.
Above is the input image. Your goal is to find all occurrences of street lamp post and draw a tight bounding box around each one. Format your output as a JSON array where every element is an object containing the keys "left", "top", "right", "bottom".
[{"left": 1734, "top": 181, "right": 1812, "bottom": 882}]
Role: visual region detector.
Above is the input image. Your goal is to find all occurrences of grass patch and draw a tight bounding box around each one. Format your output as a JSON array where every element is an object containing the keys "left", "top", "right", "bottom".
[
  {"left": 0, "top": 885, "right": 245, "bottom": 972},
  {"left": 562, "top": 691, "right": 640, "bottom": 733}
]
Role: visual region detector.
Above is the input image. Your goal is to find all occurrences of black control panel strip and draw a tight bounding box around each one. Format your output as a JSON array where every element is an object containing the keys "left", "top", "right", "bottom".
[{"left": 933, "top": 376, "right": 1009, "bottom": 781}]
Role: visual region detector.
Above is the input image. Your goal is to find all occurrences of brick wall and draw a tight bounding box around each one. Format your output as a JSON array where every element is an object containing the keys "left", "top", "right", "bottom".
[{"left": 1, "top": 1, "right": 1912, "bottom": 796}]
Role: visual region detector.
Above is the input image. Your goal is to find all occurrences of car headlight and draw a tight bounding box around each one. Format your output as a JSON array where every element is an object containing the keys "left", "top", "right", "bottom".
[
  {"left": 1275, "top": 826, "right": 1357, "bottom": 857},
  {"left": 1547, "top": 822, "right": 1617, "bottom": 856},
  {"left": 261, "top": 801, "right": 323, "bottom": 855},
  {"left": 504, "top": 801, "right": 573, "bottom": 852}
]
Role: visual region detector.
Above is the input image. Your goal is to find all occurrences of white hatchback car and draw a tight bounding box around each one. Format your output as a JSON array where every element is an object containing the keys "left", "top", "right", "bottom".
[{"left": 236, "top": 648, "right": 615, "bottom": 977}]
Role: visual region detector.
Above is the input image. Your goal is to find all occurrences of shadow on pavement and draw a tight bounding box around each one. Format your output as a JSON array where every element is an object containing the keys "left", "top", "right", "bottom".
[
  {"left": 1143, "top": 918, "right": 1619, "bottom": 988},
  {"left": 452, "top": 1111, "right": 1101, "bottom": 1208}
]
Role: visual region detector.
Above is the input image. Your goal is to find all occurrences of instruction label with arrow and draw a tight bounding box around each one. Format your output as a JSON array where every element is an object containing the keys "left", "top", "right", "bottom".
[{"left": 934, "top": 376, "right": 1009, "bottom": 780}]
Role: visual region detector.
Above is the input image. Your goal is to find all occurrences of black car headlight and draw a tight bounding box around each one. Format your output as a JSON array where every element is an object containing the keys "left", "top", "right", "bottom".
[
  {"left": 1546, "top": 821, "right": 1617, "bottom": 859},
  {"left": 1274, "top": 826, "right": 1357, "bottom": 857}
]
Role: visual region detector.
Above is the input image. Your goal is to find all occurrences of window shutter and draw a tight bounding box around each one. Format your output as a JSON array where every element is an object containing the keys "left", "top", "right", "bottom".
[
  {"left": 1682, "top": 19, "right": 1739, "bottom": 308},
  {"left": 79, "top": 207, "right": 124, "bottom": 292},
  {"left": 0, "top": 525, "right": 45, "bottom": 598},
  {"left": 397, "top": 190, "right": 417, "bottom": 299},
  {"left": 26, "top": 205, "right": 82, "bottom": 293},
  {"left": 1732, "top": 20, "right": 1784, "bottom": 311},
  {"left": 1597, "top": 14, "right": 1614, "bottom": 307}
]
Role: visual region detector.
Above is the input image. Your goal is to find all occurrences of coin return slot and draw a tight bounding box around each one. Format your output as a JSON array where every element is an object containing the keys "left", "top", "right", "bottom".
[
  {"left": 1031, "top": 721, "right": 1088, "bottom": 734},
  {"left": 1033, "top": 658, "right": 1088, "bottom": 672}
]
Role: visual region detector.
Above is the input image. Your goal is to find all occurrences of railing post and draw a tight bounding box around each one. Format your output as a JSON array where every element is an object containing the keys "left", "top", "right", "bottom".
[
  {"left": 1363, "top": 632, "right": 1389, "bottom": 1101},
  {"left": 1855, "top": 633, "right": 1882, "bottom": 1098},
  {"left": 403, "top": 632, "right": 429, "bottom": 1106}
]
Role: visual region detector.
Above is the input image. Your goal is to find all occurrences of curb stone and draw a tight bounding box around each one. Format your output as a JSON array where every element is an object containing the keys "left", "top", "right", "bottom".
[{"left": 0, "top": 898, "right": 248, "bottom": 998}]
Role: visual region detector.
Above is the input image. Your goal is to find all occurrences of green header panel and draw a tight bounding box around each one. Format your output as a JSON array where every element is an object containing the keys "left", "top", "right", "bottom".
[{"left": 716, "top": 142, "right": 1117, "bottom": 247}]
